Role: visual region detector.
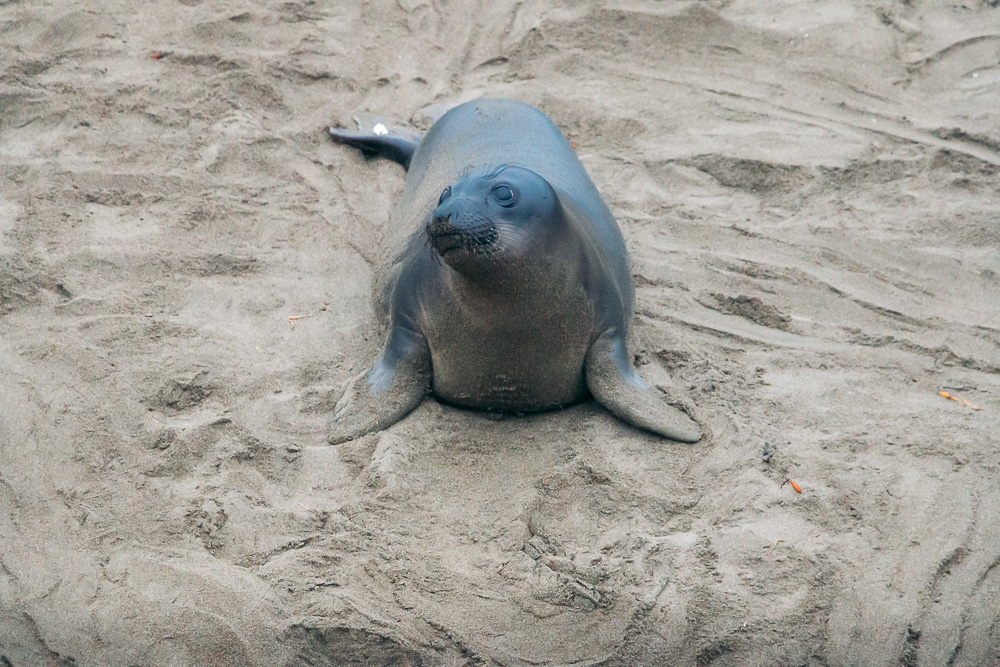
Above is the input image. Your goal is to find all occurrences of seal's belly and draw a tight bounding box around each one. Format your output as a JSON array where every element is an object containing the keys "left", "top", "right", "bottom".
[{"left": 424, "top": 301, "right": 593, "bottom": 412}]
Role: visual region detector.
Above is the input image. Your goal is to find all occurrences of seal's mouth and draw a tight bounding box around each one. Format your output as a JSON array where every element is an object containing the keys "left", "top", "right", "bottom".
[
  {"left": 430, "top": 231, "right": 464, "bottom": 255},
  {"left": 425, "top": 215, "right": 498, "bottom": 259}
]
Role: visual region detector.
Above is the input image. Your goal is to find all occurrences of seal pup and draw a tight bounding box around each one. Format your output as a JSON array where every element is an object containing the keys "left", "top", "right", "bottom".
[{"left": 327, "top": 98, "right": 702, "bottom": 443}]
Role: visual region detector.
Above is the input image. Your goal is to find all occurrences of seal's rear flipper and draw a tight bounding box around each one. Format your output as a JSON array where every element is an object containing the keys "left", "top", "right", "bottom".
[
  {"left": 585, "top": 332, "right": 703, "bottom": 443},
  {"left": 328, "top": 128, "right": 419, "bottom": 171},
  {"left": 328, "top": 326, "right": 431, "bottom": 444}
]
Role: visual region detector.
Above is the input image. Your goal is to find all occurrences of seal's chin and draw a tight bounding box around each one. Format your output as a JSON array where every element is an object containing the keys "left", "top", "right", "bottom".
[
  {"left": 426, "top": 223, "right": 499, "bottom": 269},
  {"left": 433, "top": 239, "right": 478, "bottom": 270},
  {"left": 429, "top": 231, "right": 464, "bottom": 256}
]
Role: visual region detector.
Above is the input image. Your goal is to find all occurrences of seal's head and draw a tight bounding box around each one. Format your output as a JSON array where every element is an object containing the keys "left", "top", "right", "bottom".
[{"left": 425, "top": 165, "right": 559, "bottom": 274}]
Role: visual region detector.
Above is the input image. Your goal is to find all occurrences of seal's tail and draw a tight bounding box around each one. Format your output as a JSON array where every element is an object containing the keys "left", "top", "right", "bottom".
[{"left": 328, "top": 128, "right": 419, "bottom": 171}]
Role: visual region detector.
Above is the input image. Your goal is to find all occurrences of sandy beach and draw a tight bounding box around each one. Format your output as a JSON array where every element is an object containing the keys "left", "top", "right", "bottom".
[{"left": 2, "top": 1, "right": 999, "bottom": 664}]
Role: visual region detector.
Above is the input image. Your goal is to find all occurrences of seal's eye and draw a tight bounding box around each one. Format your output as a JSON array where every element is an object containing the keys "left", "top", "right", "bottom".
[
  {"left": 492, "top": 185, "right": 516, "bottom": 207},
  {"left": 439, "top": 187, "right": 451, "bottom": 204}
]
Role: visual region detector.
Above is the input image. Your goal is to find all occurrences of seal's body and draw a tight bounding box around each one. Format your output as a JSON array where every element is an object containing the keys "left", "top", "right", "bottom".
[{"left": 328, "top": 98, "right": 701, "bottom": 443}]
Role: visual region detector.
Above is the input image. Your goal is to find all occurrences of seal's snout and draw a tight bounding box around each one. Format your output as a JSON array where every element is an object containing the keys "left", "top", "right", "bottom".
[
  {"left": 428, "top": 209, "right": 455, "bottom": 233},
  {"left": 427, "top": 198, "right": 457, "bottom": 233},
  {"left": 426, "top": 200, "right": 497, "bottom": 260},
  {"left": 426, "top": 208, "right": 464, "bottom": 257}
]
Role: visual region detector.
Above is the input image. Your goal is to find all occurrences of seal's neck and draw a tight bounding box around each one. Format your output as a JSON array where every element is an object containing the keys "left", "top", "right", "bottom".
[{"left": 448, "top": 256, "right": 536, "bottom": 295}]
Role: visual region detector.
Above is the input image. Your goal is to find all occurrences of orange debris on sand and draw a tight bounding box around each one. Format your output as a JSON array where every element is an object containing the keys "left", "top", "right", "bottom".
[
  {"left": 781, "top": 479, "right": 803, "bottom": 494},
  {"left": 939, "top": 391, "right": 982, "bottom": 410}
]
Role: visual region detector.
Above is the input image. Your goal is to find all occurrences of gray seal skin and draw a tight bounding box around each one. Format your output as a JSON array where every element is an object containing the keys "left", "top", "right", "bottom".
[{"left": 328, "top": 98, "right": 702, "bottom": 443}]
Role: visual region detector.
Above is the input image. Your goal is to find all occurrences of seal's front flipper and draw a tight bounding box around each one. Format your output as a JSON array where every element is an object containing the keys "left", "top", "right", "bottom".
[
  {"left": 585, "top": 332, "right": 702, "bottom": 443},
  {"left": 329, "top": 326, "right": 431, "bottom": 444},
  {"left": 328, "top": 128, "right": 419, "bottom": 170}
]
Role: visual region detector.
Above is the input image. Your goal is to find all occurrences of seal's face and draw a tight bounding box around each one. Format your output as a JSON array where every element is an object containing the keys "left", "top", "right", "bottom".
[{"left": 425, "top": 165, "right": 559, "bottom": 274}]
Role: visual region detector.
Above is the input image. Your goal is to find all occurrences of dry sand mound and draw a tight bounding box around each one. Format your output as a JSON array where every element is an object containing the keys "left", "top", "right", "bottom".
[{"left": 2, "top": 1, "right": 999, "bottom": 664}]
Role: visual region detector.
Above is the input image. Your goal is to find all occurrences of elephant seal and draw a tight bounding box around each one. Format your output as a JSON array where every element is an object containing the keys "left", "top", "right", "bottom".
[{"left": 327, "top": 98, "right": 702, "bottom": 443}]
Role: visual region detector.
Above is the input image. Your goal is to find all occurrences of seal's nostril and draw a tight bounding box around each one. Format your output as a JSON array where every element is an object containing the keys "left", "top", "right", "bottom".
[
  {"left": 428, "top": 211, "right": 459, "bottom": 240},
  {"left": 431, "top": 204, "right": 460, "bottom": 226}
]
